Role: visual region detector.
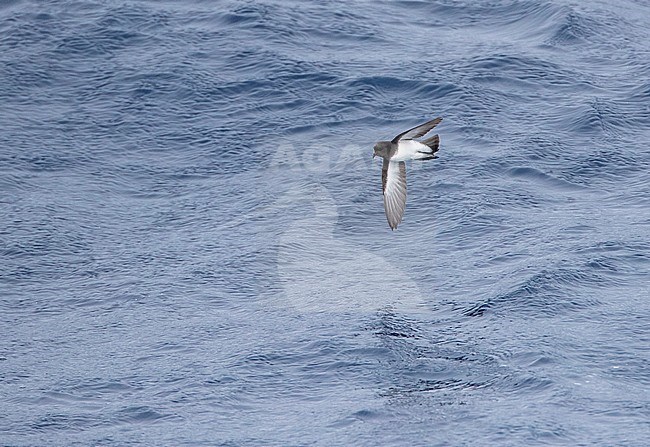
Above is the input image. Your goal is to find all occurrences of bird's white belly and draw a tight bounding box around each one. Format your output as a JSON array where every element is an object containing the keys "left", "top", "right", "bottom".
[{"left": 391, "top": 140, "right": 429, "bottom": 161}]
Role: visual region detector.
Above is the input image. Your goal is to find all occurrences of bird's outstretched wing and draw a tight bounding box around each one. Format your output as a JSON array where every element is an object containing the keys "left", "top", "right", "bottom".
[
  {"left": 382, "top": 159, "right": 407, "bottom": 230},
  {"left": 391, "top": 117, "right": 442, "bottom": 143}
]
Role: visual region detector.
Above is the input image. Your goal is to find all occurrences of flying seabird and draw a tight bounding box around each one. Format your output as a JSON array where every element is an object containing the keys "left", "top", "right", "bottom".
[{"left": 373, "top": 117, "right": 442, "bottom": 230}]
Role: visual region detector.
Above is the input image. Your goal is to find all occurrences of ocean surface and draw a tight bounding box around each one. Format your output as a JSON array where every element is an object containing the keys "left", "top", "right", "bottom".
[{"left": 1, "top": 0, "right": 649, "bottom": 445}]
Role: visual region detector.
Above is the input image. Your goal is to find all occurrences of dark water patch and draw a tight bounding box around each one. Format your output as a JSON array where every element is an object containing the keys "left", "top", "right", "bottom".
[
  {"left": 463, "top": 265, "right": 606, "bottom": 318},
  {"left": 547, "top": 10, "right": 597, "bottom": 46},
  {"left": 217, "top": 1, "right": 382, "bottom": 44},
  {"left": 606, "top": 83, "right": 650, "bottom": 131},
  {"left": 370, "top": 311, "right": 423, "bottom": 341},
  {"left": 122, "top": 70, "right": 190, "bottom": 102},
  {"left": 0, "top": 152, "right": 93, "bottom": 173},
  {"left": 506, "top": 166, "right": 588, "bottom": 192},
  {"left": 464, "top": 53, "right": 585, "bottom": 91},
  {"left": 346, "top": 76, "right": 424, "bottom": 97},
  {"left": 435, "top": 207, "right": 515, "bottom": 251},
  {"left": 114, "top": 406, "right": 179, "bottom": 424},
  {"left": 450, "top": 84, "right": 526, "bottom": 134},
  {"left": 329, "top": 408, "right": 386, "bottom": 427},
  {"left": 418, "top": 0, "right": 562, "bottom": 30},
  {"left": 384, "top": 377, "right": 491, "bottom": 398},
  {"left": 1, "top": 60, "right": 55, "bottom": 91},
  {"left": 303, "top": 9, "right": 384, "bottom": 43},
  {"left": 514, "top": 135, "right": 574, "bottom": 166},
  {"left": 53, "top": 31, "right": 137, "bottom": 57},
  {"left": 2, "top": 5, "right": 155, "bottom": 60},
  {"left": 578, "top": 241, "right": 650, "bottom": 278},
  {"left": 0, "top": 15, "right": 55, "bottom": 50},
  {"left": 556, "top": 97, "right": 635, "bottom": 136},
  {"left": 30, "top": 413, "right": 105, "bottom": 432},
  {"left": 414, "top": 82, "right": 463, "bottom": 99},
  {"left": 217, "top": 3, "right": 274, "bottom": 26},
  {"left": 378, "top": 355, "right": 501, "bottom": 404},
  {"left": 546, "top": 5, "right": 642, "bottom": 51},
  {"left": 221, "top": 48, "right": 294, "bottom": 77},
  {"left": 557, "top": 145, "right": 649, "bottom": 187},
  {"left": 0, "top": 0, "right": 21, "bottom": 12},
  {"left": 627, "top": 81, "right": 650, "bottom": 105}
]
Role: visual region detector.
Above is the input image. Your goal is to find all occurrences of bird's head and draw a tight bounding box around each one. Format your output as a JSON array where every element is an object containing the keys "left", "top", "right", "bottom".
[{"left": 373, "top": 141, "right": 391, "bottom": 159}]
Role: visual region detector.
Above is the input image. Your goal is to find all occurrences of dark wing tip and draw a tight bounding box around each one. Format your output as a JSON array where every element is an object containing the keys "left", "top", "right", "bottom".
[{"left": 391, "top": 116, "right": 444, "bottom": 143}]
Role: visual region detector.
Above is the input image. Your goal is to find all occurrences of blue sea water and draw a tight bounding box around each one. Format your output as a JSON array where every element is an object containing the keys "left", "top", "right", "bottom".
[{"left": 1, "top": 0, "right": 649, "bottom": 445}]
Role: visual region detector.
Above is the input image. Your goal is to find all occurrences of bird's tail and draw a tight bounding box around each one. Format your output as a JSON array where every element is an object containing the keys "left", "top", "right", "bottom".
[
  {"left": 422, "top": 134, "right": 440, "bottom": 152},
  {"left": 414, "top": 135, "right": 440, "bottom": 160}
]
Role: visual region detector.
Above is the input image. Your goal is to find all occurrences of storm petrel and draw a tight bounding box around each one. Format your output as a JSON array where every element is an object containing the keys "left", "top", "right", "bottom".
[{"left": 373, "top": 117, "right": 442, "bottom": 230}]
